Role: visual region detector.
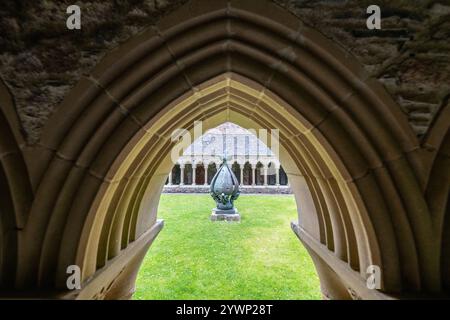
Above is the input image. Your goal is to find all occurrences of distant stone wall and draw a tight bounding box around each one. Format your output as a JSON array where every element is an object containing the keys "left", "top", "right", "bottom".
[
  {"left": 163, "top": 185, "right": 292, "bottom": 194},
  {"left": 0, "top": 0, "right": 449, "bottom": 143}
]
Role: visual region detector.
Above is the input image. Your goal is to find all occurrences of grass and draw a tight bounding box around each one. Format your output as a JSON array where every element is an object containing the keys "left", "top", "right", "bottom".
[{"left": 134, "top": 194, "right": 321, "bottom": 300}]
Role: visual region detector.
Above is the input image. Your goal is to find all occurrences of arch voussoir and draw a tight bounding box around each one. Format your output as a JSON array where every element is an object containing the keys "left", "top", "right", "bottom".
[{"left": 3, "top": 0, "right": 443, "bottom": 300}]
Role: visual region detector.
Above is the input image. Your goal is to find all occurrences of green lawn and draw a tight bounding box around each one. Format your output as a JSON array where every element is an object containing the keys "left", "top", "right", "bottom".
[{"left": 134, "top": 194, "right": 321, "bottom": 300}]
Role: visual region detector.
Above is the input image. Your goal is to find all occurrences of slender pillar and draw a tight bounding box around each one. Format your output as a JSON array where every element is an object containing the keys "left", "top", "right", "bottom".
[
  {"left": 193, "top": 165, "right": 196, "bottom": 185},
  {"left": 252, "top": 165, "right": 256, "bottom": 186},
  {"left": 180, "top": 165, "right": 185, "bottom": 185},
  {"left": 263, "top": 166, "right": 268, "bottom": 186},
  {"left": 276, "top": 166, "right": 280, "bottom": 186},
  {"left": 204, "top": 164, "right": 208, "bottom": 186},
  {"left": 240, "top": 166, "right": 243, "bottom": 186}
]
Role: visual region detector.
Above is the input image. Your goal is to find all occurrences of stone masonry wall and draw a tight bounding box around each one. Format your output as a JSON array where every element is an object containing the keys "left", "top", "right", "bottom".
[{"left": 0, "top": 0, "right": 449, "bottom": 144}]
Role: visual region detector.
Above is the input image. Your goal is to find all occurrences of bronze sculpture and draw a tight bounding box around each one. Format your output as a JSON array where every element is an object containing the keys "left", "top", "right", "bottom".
[{"left": 209, "top": 158, "right": 240, "bottom": 221}]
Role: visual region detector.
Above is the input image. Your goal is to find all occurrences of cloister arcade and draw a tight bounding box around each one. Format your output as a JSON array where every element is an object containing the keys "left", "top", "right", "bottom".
[{"left": 166, "top": 160, "right": 288, "bottom": 187}]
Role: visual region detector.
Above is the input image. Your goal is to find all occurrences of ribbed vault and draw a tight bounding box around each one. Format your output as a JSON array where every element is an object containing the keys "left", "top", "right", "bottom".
[
  {"left": 0, "top": 79, "right": 33, "bottom": 289},
  {"left": 0, "top": 0, "right": 449, "bottom": 300}
]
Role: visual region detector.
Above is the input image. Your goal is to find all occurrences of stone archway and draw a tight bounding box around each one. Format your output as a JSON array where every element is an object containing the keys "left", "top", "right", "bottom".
[
  {"left": 0, "top": 0, "right": 449, "bottom": 300},
  {"left": 279, "top": 166, "right": 288, "bottom": 186}
]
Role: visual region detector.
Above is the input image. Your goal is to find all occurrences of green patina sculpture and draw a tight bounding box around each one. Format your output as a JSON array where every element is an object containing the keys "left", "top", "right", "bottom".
[{"left": 210, "top": 158, "right": 240, "bottom": 211}]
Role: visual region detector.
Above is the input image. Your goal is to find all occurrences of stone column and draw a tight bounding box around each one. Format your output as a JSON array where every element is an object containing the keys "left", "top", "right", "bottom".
[
  {"left": 263, "top": 166, "right": 268, "bottom": 186},
  {"left": 193, "top": 165, "right": 196, "bottom": 185},
  {"left": 168, "top": 170, "right": 172, "bottom": 185},
  {"left": 252, "top": 165, "right": 256, "bottom": 186},
  {"left": 204, "top": 164, "right": 208, "bottom": 186},
  {"left": 240, "top": 166, "right": 243, "bottom": 186},
  {"left": 180, "top": 164, "right": 185, "bottom": 185},
  {"left": 276, "top": 166, "right": 280, "bottom": 186}
]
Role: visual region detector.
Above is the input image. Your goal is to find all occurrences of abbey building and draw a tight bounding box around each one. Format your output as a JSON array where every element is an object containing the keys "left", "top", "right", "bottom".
[{"left": 165, "top": 123, "right": 290, "bottom": 194}]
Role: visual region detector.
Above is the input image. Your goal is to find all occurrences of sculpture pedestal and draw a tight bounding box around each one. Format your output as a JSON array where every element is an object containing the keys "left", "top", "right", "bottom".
[{"left": 210, "top": 208, "right": 240, "bottom": 222}]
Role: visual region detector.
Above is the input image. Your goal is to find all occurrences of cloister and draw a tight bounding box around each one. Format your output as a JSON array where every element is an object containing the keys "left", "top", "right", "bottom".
[
  {"left": 164, "top": 122, "right": 290, "bottom": 191},
  {"left": 0, "top": 0, "right": 449, "bottom": 300},
  {"left": 167, "top": 160, "right": 288, "bottom": 187}
]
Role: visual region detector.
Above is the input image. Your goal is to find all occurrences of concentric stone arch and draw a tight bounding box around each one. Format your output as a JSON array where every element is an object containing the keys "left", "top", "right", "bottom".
[{"left": 1, "top": 0, "right": 448, "bottom": 300}]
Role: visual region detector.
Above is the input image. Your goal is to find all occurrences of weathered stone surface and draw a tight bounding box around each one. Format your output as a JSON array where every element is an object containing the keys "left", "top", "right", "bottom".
[
  {"left": 0, "top": 1, "right": 449, "bottom": 143},
  {"left": 211, "top": 208, "right": 241, "bottom": 222}
]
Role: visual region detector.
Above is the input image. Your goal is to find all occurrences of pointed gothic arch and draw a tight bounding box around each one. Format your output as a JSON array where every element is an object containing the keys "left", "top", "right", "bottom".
[{"left": 0, "top": 0, "right": 447, "bottom": 300}]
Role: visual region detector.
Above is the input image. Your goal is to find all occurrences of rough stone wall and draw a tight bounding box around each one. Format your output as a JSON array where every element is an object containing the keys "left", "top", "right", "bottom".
[
  {"left": 275, "top": 0, "right": 450, "bottom": 138},
  {"left": 0, "top": 0, "right": 449, "bottom": 144}
]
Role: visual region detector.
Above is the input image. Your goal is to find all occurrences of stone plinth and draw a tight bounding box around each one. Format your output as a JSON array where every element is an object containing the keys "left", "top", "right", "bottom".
[{"left": 210, "top": 208, "right": 240, "bottom": 222}]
